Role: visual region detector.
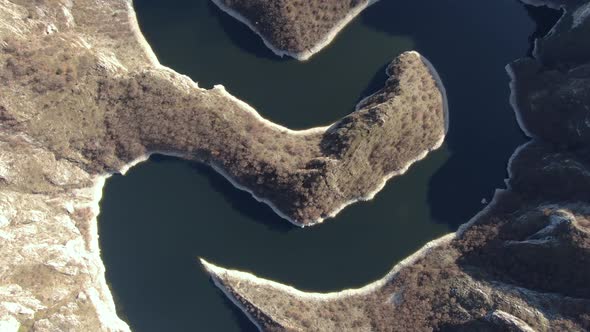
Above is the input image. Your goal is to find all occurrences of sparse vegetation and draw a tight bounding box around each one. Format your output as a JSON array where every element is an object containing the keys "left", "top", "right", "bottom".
[{"left": 217, "top": 0, "right": 369, "bottom": 55}]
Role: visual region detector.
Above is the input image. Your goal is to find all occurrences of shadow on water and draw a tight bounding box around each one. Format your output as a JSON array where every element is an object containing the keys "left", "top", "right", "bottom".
[
  {"left": 152, "top": 155, "right": 293, "bottom": 232},
  {"left": 523, "top": 4, "right": 564, "bottom": 55},
  {"left": 100, "top": 0, "right": 544, "bottom": 331},
  {"left": 192, "top": 163, "right": 294, "bottom": 233},
  {"left": 360, "top": 0, "right": 541, "bottom": 228},
  {"left": 206, "top": 0, "right": 283, "bottom": 61},
  {"left": 357, "top": 63, "right": 389, "bottom": 105},
  {"left": 221, "top": 295, "right": 259, "bottom": 332}
]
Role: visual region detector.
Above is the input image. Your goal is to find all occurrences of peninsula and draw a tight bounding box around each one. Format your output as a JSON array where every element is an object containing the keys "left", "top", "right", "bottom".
[{"left": 210, "top": 0, "right": 378, "bottom": 60}]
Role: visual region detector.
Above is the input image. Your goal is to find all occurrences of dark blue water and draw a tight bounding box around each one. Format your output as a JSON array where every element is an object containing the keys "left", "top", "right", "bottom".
[{"left": 99, "top": 0, "right": 536, "bottom": 331}]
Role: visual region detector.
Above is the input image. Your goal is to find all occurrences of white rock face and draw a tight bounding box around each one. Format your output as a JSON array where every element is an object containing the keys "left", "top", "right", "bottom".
[
  {"left": 0, "top": 316, "right": 20, "bottom": 332},
  {"left": 0, "top": 0, "right": 153, "bottom": 328},
  {"left": 573, "top": 2, "right": 590, "bottom": 28},
  {"left": 487, "top": 310, "right": 537, "bottom": 332},
  {"left": 0, "top": 133, "right": 129, "bottom": 331},
  {"left": 0, "top": 103, "right": 129, "bottom": 331}
]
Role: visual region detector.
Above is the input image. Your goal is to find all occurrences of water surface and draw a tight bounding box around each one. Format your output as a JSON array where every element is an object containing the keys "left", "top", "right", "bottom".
[{"left": 99, "top": 0, "right": 536, "bottom": 331}]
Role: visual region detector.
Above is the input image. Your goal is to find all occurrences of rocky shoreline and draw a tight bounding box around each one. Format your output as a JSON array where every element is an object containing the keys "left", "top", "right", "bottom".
[{"left": 210, "top": 0, "right": 380, "bottom": 60}]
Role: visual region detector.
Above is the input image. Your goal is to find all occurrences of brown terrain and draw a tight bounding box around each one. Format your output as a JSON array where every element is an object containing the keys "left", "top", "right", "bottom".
[
  {"left": 210, "top": 0, "right": 374, "bottom": 59},
  {"left": 203, "top": 1, "right": 590, "bottom": 331}
]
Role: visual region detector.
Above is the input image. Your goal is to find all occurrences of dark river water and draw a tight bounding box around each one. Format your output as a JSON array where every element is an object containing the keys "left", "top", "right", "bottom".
[{"left": 98, "top": 0, "right": 538, "bottom": 331}]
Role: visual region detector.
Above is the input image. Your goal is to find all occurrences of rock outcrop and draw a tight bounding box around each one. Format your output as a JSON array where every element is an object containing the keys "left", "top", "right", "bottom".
[
  {"left": 210, "top": 0, "right": 377, "bottom": 60},
  {"left": 203, "top": 1, "right": 590, "bottom": 331},
  {"left": 0, "top": 0, "right": 446, "bottom": 330}
]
